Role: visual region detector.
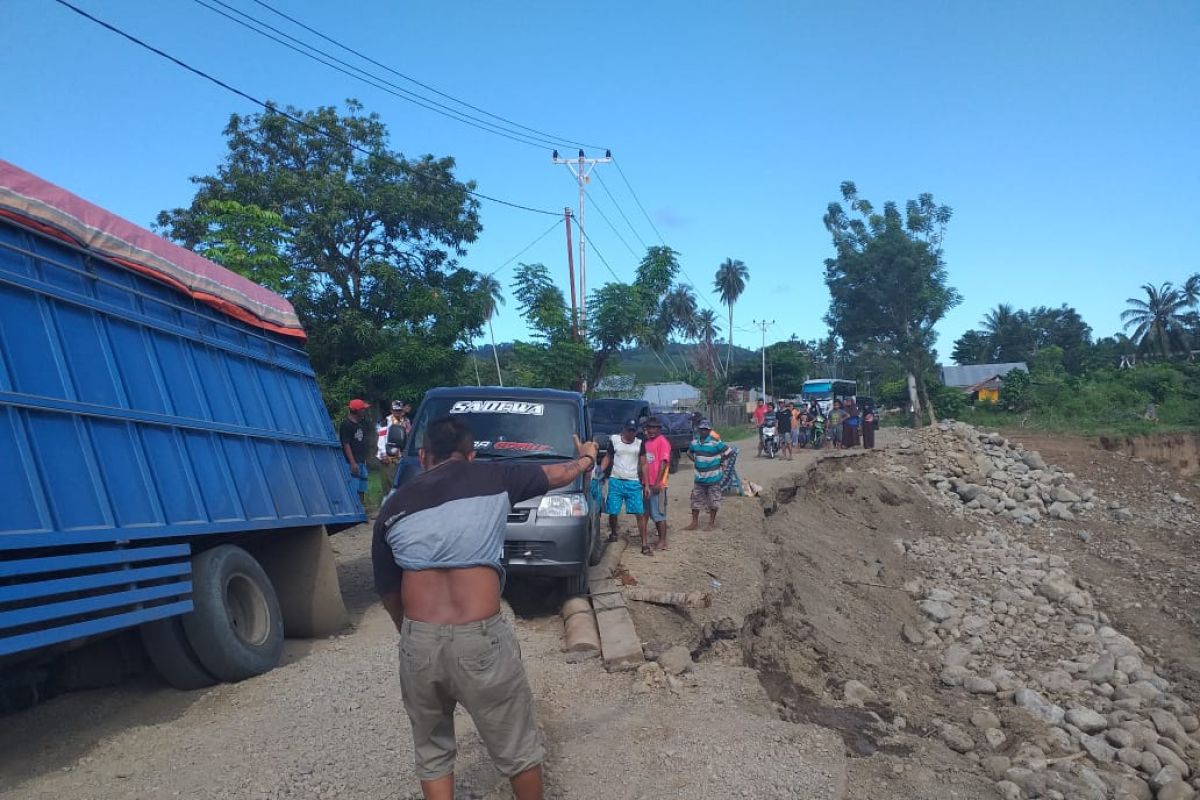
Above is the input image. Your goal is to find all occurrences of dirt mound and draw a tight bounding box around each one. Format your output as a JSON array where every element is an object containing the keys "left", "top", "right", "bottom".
[{"left": 745, "top": 461, "right": 1002, "bottom": 799}]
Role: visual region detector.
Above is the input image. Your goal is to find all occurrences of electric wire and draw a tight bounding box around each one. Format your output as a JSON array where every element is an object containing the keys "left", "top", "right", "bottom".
[
  {"left": 247, "top": 0, "right": 606, "bottom": 151},
  {"left": 51, "top": 0, "right": 561, "bottom": 217},
  {"left": 583, "top": 188, "right": 640, "bottom": 259},
  {"left": 569, "top": 216, "right": 623, "bottom": 284},
  {"left": 486, "top": 218, "right": 563, "bottom": 277},
  {"left": 612, "top": 156, "right": 667, "bottom": 244},
  {"left": 192, "top": 0, "right": 557, "bottom": 150},
  {"left": 594, "top": 171, "right": 647, "bottom": 250}
]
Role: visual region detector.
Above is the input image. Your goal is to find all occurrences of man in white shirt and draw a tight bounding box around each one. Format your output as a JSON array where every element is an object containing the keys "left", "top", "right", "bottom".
[{"left": 599, "top": 419, "right": 650, "bottom": 555}]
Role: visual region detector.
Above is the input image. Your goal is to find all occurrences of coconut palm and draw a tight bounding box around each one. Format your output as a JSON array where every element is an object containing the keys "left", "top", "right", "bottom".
[
  {"left": 1182, "top": 273, "right": 1200, "bottom": 307},
  {"left": 714, "top": 258, "right": 749, "bottom": 372},
  {"left": 1121, "top": 283, "right": 1189, "bottom": 359},
  {"left": 663, "top": 284, "right": 699, "bottom": 341},
  {"left": 478, "top": 275, "right": 505, "bottom": 386},
  {"left": 695, "top": 308, "right": 721, "bottom": 375}
]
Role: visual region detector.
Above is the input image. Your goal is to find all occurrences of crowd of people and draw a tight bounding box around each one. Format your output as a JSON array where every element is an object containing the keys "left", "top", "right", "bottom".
[{"left": 751, "top": 396, "right": 877, "bottom": 460}]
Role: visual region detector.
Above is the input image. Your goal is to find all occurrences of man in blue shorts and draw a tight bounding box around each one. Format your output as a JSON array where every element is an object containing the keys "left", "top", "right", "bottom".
[{"left": 600, "top": 418, "right": 651, "bottom": 555}]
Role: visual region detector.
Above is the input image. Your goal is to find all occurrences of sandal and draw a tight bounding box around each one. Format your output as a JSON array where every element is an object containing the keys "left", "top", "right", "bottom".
[
  {"left": 606, "top": 532, "right": 620, "bottom": 543},
  {"left": 640, "top": 545, "right": 654, "bottom": 556}
]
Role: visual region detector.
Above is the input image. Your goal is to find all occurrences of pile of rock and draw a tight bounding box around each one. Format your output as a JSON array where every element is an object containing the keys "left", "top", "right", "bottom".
[
  {"left": 909, "top": 421, "right": 1100, "bottom": 525},
  {"left": 900, "top": 525, "right": 1200, "bottom": 799}
]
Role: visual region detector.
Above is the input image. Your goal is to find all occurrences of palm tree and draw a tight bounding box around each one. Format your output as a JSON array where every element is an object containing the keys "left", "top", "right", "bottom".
[
  {"left": 1182, "top": 273, "right": 1200, "bottom": 307},
  {"left": 714, "top": 258, "right": 749, "bottom": 372},
  {"left": 695, "top": 308, "right": 721, "bottom": 375},
  {"left": 655, "top": 284, "right": 699, "bottom": 376},
  {"left": 478, "top": 275, "right": 505, "bottom": 386},
  {"left": 1121, "top": 283, "right": 1189, "bottom": 360}
]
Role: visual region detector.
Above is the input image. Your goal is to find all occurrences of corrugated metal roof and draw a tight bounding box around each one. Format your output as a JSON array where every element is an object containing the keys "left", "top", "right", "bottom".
[
  {"left": 642, "top": 382, "right": 702, "bottom": 407},
  {"left": 939, "top": 362, "right": 1028, "bottom": 387}
]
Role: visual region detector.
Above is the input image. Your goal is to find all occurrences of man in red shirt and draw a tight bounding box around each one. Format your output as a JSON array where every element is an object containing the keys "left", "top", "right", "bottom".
[
  {"left": 752, "top": 399, "right": 767, "bottom": 456},
  {"left": 641, "top": 417, "right": 672, "bottom": 550}
]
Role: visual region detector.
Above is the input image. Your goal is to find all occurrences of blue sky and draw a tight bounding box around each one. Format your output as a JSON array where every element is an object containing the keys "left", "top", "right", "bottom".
[{"left": 3, "top": 1, "right": 1198, "bottom": 359}]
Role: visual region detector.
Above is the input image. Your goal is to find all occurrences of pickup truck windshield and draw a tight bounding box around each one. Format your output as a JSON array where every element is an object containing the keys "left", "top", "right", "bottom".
[
  {"left": 409, "top": 398, "right": 578, "bottom": 459},
  {"left": 590, "top": 399, "right": 642, "bottom": 424}
]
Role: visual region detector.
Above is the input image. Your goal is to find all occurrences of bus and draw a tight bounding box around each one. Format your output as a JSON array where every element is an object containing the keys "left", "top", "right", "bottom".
[{"left": 800, "top": 379, "right": 857, "bottom": 414}]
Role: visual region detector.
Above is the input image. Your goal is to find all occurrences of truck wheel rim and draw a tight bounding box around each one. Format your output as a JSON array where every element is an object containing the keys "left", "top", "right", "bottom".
[{"left": 225, "top": 572, "right": 271, "bottom": 647}]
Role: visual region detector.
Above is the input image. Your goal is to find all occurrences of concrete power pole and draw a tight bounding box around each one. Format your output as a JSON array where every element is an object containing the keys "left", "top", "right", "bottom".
[
  {"left": 752, "top": 319, "right": 774, "bottom": 400},
  {"left": 552, "top": 149, "right": 611, "bottom": 331}
]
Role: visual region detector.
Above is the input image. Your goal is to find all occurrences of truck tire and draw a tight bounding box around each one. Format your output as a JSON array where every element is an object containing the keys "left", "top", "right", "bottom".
[
  {"left": 669, "top": 449, "right": 681, "bottom": 474},
  {"left": 587, "top": 517, "right": 604, "bottom": 566},
  {"left": 140, "top": 616, "right": 218, "bottom": 691},
  {"left": 181, "top": 545, "right": 284, "bottom": 683}
]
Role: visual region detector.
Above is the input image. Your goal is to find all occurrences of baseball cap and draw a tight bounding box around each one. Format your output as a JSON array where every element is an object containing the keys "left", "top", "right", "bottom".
[
  {"left": 391, "top": 400, "right": 404, "bottom": 412},
  {"left": 644, "top": 416, "right": 662, "bottom": 428},
  {"left": 623, "top": 418, "right": 639, "bottom": 430},
  {"left": 697, "top": 418, "right": 712, "bottom": 429},
  {"left": 348, "top": 398, "right": 369, "bottom": 411}
]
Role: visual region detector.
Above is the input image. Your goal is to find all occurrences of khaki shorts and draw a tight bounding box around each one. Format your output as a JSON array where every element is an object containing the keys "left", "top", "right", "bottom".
[
  {"left": 690, "top": 482, "right": 723, "bottom": 510},
  {"left": 398, "top": 613, "right": 544, "bottom": 781}
]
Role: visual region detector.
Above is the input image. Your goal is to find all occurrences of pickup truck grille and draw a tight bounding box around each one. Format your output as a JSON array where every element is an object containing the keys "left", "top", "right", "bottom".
[
  {"left": 507, "top": 509, "right": 531, "bottom": 524},
  {"left": 503, "top": 541, "right": 553, "bottom": 561}
]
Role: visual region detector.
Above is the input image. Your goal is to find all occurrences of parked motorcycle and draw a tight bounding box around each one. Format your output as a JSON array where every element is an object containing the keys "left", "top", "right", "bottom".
[{"left": 760, "top": 423, "right": 779, "bottom": 459}]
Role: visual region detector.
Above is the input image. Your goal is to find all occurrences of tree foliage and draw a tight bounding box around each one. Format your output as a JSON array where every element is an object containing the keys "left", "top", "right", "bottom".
[
  {"left": 1122, "top": 282, "right": 1191, "bottom": 359},
  {"left": 155, "top": 100, "right": 486, "bottom": 412},
  {"left": 952, "top": 304, "right": 1093, "bottom": 375},
  {"left": 507, "top": 263, "right": 590, "bottom": 389},
  {"left": 714, "top": 257, "right": 749, "bottom": 371},
  {"left": 822, "top": 181, "right": 960, "bottom": 422}
]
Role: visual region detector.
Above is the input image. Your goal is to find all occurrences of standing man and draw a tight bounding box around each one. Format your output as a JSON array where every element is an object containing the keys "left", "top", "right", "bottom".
[
  {"left": 753, "top": 398, "right": 767, "bottom": 456},
  {"left": 377, "top": 400, "right": 409, "bottom": 491},
  {"left": 600, "top": 419, "right": 651, "bottom": 555},
  {"left": 774, "top": 401, "right": 794, "bottom": 461},
  {"left": 341, "top": 398, "right": 370, "bottom": 506},
  {"left": 642, "top": 417, "right": 671, "bottom": 551},
  {"left": 373, "top": 416, "right": 599, "bottom": 800},
  {"left": 685, "top": 419, "right": 730, "bottom": 531}
]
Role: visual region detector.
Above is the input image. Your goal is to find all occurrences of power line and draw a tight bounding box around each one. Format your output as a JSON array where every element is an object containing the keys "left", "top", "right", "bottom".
[
  {"left": 594, "top": 171, "right": 647, "bottom": 250},
  {"left": 52, "top": 0, "right": 560, "bottom": 217},
  {"left": 608, "top": 156, "right": 722, "bottom": 314},
  {"left": 247, "top": 0, "right": 606, "bottom": 151},
  {"left": 583, "top": 188, "right": 639, "bottom": 259},
  {"left": 612, "top": 157, "right": 666, "bottom": 244},
  {"left": 192, "top": 0, "right": 557, "bottom": 150},
  {"left": 486, "top": 219, "right": 563, "bottom": 277},
  {"left": 570, "top": 217, "right": 622, "bottom": 284}
]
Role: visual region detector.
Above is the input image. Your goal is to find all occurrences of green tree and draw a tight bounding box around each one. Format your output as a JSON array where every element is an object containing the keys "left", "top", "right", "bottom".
[
  {"left": 981, "top": 303, "right": 1034, "bottom": 363},
  {"left": 822, "top": 182, "right": 960, "bottom": 424},
  {"left": 478, "top": 274, "right": 505, "bottom": 386},
  {"left": 951, "top": 329, "right": 993, "bottom": 365},
  {"left": 508, "top": 263, "right": 590, "bottom": 389},
  {"left": 588, "top": 282, "right": 644, "bottom": 389},
  {"left": 1121, "top": 283, "right": 1190, "bottom": 359},
  {"left": 156, "top": 101, "right": 486, "bottom": 411},
  {"left": 186, "top": 199, "right": 290, "bottom": 294},
  {"left": 714, "top": 258, "right": 749, "bottom": 373}
]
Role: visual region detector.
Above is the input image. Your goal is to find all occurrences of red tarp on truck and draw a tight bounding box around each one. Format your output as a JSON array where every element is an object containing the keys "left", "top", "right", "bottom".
[{"left": 0, "top": 159, "right": 304, "bottom": 339}]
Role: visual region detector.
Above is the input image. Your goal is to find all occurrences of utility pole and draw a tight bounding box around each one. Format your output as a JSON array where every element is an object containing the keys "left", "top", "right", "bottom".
[
  {"left": 753, "top": 319, "right": 774, "bottom": 401},
  {"left": 564, "top": 208, "right": 577, "bottom": 338},
  {"left": 552, "top": 149, "right": 611, "bottom": 331},
  {"left": 862, "top": 367, "right": 872, "bottom": 398}
]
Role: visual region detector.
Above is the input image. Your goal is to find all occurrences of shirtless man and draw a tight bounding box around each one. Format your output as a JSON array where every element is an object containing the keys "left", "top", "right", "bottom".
[{"left": 372, "top": 416, "right": 598, "bottom": 800}]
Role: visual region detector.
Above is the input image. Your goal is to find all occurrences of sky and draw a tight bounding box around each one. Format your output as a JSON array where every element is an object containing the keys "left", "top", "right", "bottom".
[{"left": 3, "top": 0, "right": 1198, "bottom": 361}]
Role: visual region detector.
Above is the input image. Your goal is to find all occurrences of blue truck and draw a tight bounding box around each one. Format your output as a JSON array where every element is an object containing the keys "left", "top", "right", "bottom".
[{"left": 0, "top": 161, "right": 365, "bottom": 695}]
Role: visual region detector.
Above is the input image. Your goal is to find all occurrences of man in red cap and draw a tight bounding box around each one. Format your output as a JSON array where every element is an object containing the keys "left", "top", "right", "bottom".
[{"left": 341, "top": 398, "right": 371, "bottom": 505}]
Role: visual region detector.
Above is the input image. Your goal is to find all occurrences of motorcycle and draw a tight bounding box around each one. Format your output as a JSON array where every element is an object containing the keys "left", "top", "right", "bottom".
[{"left": 760, "top": 423, "right": 779, "bottom": 459}]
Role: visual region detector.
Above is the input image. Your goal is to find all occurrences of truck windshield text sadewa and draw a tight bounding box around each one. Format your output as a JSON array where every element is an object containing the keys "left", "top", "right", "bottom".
[{"left": 0, "top": 160, "right": 364, "bottom": 694}]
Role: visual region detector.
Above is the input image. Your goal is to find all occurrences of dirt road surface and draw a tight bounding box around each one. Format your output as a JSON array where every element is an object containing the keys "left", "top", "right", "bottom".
[{"left": 3, "top": 428, "right": 1198, "bottom": 800}]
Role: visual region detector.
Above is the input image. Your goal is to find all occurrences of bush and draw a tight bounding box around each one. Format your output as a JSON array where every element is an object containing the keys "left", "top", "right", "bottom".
[{"left": 928, "top": 382, "right": 968, "bottom": 418}]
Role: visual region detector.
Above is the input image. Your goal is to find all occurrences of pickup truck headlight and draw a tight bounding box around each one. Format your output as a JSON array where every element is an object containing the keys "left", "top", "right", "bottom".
[{"left": 537, "top": 493, "right": 588, "bottom": 517}]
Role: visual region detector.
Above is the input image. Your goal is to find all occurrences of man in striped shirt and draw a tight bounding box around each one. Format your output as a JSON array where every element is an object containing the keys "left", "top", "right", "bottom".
[{"left": 684, "top": 419, "right": 730, "bottom": 531}]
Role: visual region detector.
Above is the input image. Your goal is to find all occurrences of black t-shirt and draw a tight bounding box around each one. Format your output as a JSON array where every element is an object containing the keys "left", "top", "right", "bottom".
[
  {"left": 371, "top": 459, "right": 551, "bottom": 595},
  {"left": 339, "top": 417, "right": 369, "bottom": 463},
  {"left": 774, "top": 409, "right": 792, "bottom": 433}
]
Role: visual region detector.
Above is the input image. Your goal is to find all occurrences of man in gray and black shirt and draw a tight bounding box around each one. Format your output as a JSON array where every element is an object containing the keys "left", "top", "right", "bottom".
[{"left": 372, "top": 416, "right": 598, "bottom": 800}]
